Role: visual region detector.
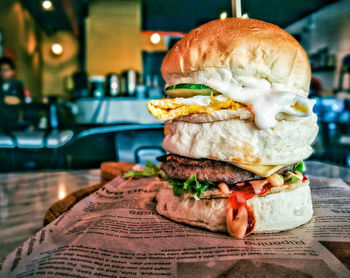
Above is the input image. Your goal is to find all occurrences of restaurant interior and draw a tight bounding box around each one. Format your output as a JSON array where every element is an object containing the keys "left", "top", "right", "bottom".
[
  {"left": 0, "top": 0, "right": 349, "bottom": 172},
  {"left": 1, "top": 0, "right": 350, "bottom": 274}
]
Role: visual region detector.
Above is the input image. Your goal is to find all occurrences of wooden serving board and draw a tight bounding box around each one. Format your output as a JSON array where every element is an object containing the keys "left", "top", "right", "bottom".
[
  {"left": 43, "top": 161, "right": 135, "bottom": 226},
  {"left": 43, "top": 183, "right": 102, "bottom": 226}
]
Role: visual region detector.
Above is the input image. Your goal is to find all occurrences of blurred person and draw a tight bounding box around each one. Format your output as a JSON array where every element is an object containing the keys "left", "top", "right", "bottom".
[
  {"left": 0, "top": 57, "right": 27, "bottom": 131},
  {"left": 0, "top": 57, "right": 26, "bottom": 104}
]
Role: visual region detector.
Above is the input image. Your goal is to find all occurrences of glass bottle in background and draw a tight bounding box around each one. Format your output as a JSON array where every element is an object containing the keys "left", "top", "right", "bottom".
[
  {"left": 121, "top": 70, "right": 139, "bottom": 97},
  {"left": 148, "top": 75, "right": 162, "bottom": 99},
  {"left": 90, "top": 76, "right": 105, "bottom": 98},
  {"left": 144, "top": 74, "right": 152, "bottom": 98},
  {"left": 71, "top": 72, "right": 89, "bottom": 99},
  {"left": 127, "top": 70, "right": 137, "bottom": 97},
  {"left": 105, "top": 73, "right": 120, "bottom": 97},
  {"left": 135, "top": 72, "right": 147, "bottom": 99},
  {"left": 135, "top": 84, "right": 147, "bottom": 99}
]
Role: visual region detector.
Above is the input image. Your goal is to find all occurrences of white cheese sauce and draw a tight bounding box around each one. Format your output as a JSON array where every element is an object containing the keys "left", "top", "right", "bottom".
[
  {"left": 177, "top": 80, "right": 316, "bottom": 129},
  {"left": 177, "top": 94, "right": 228, "bottom": 106}
]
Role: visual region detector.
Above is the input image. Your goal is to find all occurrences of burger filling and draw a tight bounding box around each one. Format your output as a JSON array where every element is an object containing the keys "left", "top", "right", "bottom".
[
  {"left": 124, "top": 158, "right": 305, "bottom": 199},
  {"left": 124, "top": 158, "right": 305, "bottom": 238},
  {"left": 158, "top": 154, "right": 291, "bottom": 185},
  {"left": 148, "top": 94, "right": 245, "bottom": 122},
  {"left": 148, "top": 83, "right": 315, "bottom": 129}
]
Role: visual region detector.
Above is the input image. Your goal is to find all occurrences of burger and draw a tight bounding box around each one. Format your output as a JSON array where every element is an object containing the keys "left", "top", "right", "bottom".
[{"left": 128, "top": 18, "right": 318, "bottom": 238}]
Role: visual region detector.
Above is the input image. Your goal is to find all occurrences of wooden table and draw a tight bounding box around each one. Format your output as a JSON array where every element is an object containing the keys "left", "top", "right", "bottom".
[
  {"left": 1, "top": 161, "right": 350, "bottom": 269},
  {"left": 0, "top": 169, "right": 100, "bottom": 258}
]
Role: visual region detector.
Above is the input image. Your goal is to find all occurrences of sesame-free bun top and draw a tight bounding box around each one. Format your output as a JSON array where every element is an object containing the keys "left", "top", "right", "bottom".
[{"left": 161, "top": 18, "right": 311, "bottom": 96}]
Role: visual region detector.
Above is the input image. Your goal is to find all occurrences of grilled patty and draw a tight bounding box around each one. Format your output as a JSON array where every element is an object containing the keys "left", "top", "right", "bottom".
[{"left": 158, "top": 154, "right": 291, "bottom": 185}]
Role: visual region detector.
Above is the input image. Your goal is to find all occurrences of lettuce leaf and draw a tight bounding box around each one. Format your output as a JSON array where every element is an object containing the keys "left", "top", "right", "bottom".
[
  {"left": 292, "top": 161, "right": 304, "bottom": 173},
  {"left": 169, "top": 174, "right": 214, "bottom": 198},
  {"left": 123, "top": 161, "right": 214, "bottom": 197},
  {"left": 286, "top": 175, "right": 300, "bottom": 183},
  {"left": 165, "top": 83, "right": 212, "bottom": 91},
  {"left": 123, "top": 161, "right": 161, "bottom": 178}
]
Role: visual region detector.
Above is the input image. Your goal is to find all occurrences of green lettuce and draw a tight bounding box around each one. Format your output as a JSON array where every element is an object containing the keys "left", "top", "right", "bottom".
[
  {"left": 292, "top": 161, "right": 304, "bottom": 173},
  {"left": 285, "top": 175, "right": 300, "bottom": 183},
  {"left": 123, "top": 161, "right": 214, "bottom": 197},
  {"left": 165, "top": 83, "right": 213, "bottom": 91},
  {"left": 123, "top": 161, "right": 161, "bottom": 178},
  {"left": 170, "top": 174, "right": 214, "bottom": 198}
]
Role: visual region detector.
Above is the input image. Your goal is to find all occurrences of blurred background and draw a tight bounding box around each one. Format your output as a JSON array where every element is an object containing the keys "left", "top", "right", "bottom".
[{"left": 0, "top": 0, "right": 349, "bottom": 172}]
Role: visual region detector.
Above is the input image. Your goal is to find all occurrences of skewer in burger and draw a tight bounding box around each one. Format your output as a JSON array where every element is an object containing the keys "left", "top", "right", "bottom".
[{"left": 126, "top": 18, "right": 318, "bottom": 238}]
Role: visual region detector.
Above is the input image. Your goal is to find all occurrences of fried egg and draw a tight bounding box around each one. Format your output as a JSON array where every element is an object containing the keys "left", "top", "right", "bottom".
[
  {"left": 148, "top": 90, "right": 315, "bottom": 128},
  {"left": 148, "top": 95, "right": 246, "bottom": 121}
]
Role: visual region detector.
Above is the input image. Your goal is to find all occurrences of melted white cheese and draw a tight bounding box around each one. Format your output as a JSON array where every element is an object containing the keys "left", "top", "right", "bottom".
[
  {"left": 177, "top": 95, "right": 229, "bottom": 106},
  {"left": 177, "top": 80, "right": 316, "bottom": 129}
]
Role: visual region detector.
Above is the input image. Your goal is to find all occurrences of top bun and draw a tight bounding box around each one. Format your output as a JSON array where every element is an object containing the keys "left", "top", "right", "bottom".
[{"left": 161, "top": 18, "right": 311, "bottom": 96}]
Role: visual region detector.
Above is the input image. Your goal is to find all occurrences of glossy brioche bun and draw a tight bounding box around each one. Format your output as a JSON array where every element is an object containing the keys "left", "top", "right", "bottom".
[
  {"left": 163, "top": 113, "right": 318, "bottom": 165},
  {"left": 161, "top": 18, "right": 310, "bottom": 96},
  {"left": 156, "top": 180, "right": 313, "bottom": 234}
]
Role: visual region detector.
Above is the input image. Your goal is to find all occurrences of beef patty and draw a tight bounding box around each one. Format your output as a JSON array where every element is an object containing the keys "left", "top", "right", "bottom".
[{"left": 158, "top": 154, "right": 292, "bottom": 185}]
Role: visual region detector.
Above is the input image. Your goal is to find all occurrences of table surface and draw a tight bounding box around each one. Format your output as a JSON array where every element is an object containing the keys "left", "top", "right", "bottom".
[
  {"left": 0, "top": 169, "right": 100, "bottom": 259},
  {"left": 0, "top": 161, "right": 350, "bottom": 260}
]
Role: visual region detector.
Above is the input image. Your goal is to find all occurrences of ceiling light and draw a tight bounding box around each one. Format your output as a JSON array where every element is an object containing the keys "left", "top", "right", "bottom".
[
  {"left": 42, "top": 0, "right": 53, "bottom": 11},
  {"left": 220, "top": 12, "right": 227, "bottom": 20},
  {"left": 150, "top": 33, "right": 161, "bottom": 44},
  {"left": 51, "top": 43, "right": 63, "bottom": 56}
]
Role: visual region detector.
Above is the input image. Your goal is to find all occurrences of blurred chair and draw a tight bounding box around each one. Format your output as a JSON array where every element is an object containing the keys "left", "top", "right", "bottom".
[
  {"left": 0, "top": 97, "right": 77, "bottom": 171},
  {"left": 114, "top": 126, "right": 164, "bottom": 162},
  {"left": 2, "top": 123, "right": 165, "bottom": 171},
  {"left": 46, "top": 130, "right": 74, "bottom": 148},
  {"left": 0, "top": 132, "right": 16, "bottom": 171},
  {"left": 0, "top": 132, "right": 16, "bottom": 148},
  {"left": 62, "top": 124, "right": 165, "bottom": 169},
  {"left": 12, "top": 131, "right": 46, "bottom": 148},
  {"left": 135, "top": 146, "right": 165, "bottom": 165},
  {"left": 7, "top": 129, "right": 74, "bottom": 171}
]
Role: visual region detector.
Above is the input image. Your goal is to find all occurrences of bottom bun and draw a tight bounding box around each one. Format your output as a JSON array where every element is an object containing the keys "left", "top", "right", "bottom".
[{"left": 156, "top": 180, "right": 313, "bottom": 235}]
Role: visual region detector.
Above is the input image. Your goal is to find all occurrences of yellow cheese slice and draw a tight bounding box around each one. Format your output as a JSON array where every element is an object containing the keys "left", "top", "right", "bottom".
[{"left": 229, "top": 162, "right": 286, "bottom": 177}]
